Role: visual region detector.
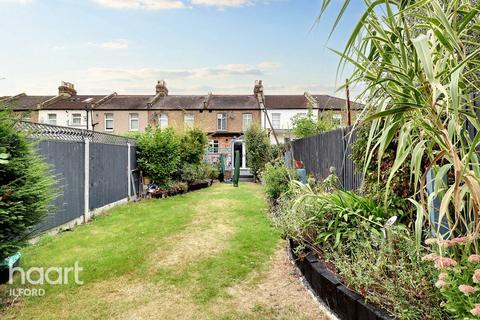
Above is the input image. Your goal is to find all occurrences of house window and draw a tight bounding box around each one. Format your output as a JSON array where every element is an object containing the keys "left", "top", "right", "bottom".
[
  {"left": 129, "top": 113, "right": 139, "bottom": 131},
  {"left": 105, "top": 113, "right": 114, "bottom": 131},
  {"left": 217, "top": 113, "right": 227, "bottom": 131},
  {"left": 208, "top": 140, "right": 219, "bottom": 153},
  {"left": 271, "top": 113, "right": 281, "bottom": 129},
  {"left": 184, "top": 113, "right": 194, "bottom": 129},
  {"left": 159, "top": 114, "right": 168, "bottom": 129},
  {"left": 47, "top": 113, "right": 57, "bottom": 125},
  {"left": 72, "top": 113, "right": 82, "bottom": 126},
  {"left": 332, "top": 114, "right": 342, "bottom": 127},
  {"left": 242, "top": 113, "right": 252, "bottom": 131}
]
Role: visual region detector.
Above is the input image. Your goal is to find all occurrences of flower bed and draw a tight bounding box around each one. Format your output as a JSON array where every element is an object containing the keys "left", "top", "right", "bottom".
[{"left": 289, "top": 239, "right": 391, "bottom": 320}]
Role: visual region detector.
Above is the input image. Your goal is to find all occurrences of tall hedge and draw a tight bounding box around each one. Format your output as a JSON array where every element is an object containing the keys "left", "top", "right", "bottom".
[
  {"left": 137, "top": 127, "right": 181, "bottom": 186},
  {"left": 0, "top": 107, "right": 56, "bottom": 261}
]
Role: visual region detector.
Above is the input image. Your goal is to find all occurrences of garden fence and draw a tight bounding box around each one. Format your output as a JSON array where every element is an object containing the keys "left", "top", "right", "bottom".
[
  {"left": 15, "top": 121, "right": 138, "bottom": 234},
  {"left": 291, "top": 126, "right": 362, "bottom": 191}
]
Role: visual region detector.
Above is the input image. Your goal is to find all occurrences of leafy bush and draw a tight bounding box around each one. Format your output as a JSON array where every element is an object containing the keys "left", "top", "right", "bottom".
[
  {"left": 328, "top": 227, "right": 447, "bottom": 319},
  {"left": 262, "top": 160, "right": 296, "bottom": 202},
  {"left": 351, "top": 122, "right": 413, "bottom": 222},
  {"left": 291, "top": 109, "right": 335, "bottom": 139},
  {"left": 245, "top": 125, "right": 271, "bottom": 181},
  {"left": 137, "top": 127, "right": 180, "bottom": 186},
  {"left": 273, "top": 182, "right": 390, "bottom": 250},
  {"left": 203, "top": 163, "right": 220, "bottom": 180},
  {"left": 0, "top": 107, "right": 56, "bottom": 260},
  {"left": 180, "top": 163, "right": 219, "bottom": 183},
  {"left": 178, "top": 128, "right": 208, "bottom": 166}
]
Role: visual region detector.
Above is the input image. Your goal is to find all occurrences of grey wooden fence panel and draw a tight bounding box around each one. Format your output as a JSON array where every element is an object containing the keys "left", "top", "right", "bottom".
[
  {"left": 89, "top": 143, "right": 129, "bottom": 210},
  {"left": 35, "top": 141, "right": 85, "bottom": 233},
  {"left": 292, "top": 127, "right": 362, "bottom": 191}
]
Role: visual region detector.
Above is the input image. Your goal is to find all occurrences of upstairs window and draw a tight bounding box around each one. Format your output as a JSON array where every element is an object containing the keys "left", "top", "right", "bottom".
[
  {"left": 105, "top": 113, "right": 114, "bottom": 131},
  {"left": 159, "top": 114, "right": 168, "bottom": 129},
  {"left": 47, "top": 113, "right": 57, "bottom": 125},
  {"left": 242, "top": 113, "right": 252, "bottom": 131},
  {"left": 332, "top": 114, "right": 342, "bottom": 127},
  {"left": 129, "top": 113, "right": 139, "bottom": 131},
  {"left": 271, "top": 113, "right": 281, "bottom": 129},
  {"left": 217, "top": 113, "right": 227, "bottom": 131},
  {"left": 184, "top": 113, "right": 194, "bottom": 129},
  {"left": 71, "top": 113, "right": 82, "bottom": 126}
]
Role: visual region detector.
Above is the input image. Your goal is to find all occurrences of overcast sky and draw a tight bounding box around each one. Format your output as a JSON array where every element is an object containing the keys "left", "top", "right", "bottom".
[{"left": 0, "top": 0, "right": 364, "bottom": 97}]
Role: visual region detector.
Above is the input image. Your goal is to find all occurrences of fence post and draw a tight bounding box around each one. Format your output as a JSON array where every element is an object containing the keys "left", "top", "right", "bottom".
[
  {"left": 84, "top": 137, "right": 90, "bottom": 223},
  {"left": 127, "top": 143, "right": 131, "bottom": 199}
]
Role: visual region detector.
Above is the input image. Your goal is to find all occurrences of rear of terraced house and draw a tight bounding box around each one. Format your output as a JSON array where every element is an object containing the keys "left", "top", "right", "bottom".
[{"left": 2, "top": 80, "right": 359, "bottom": 179}]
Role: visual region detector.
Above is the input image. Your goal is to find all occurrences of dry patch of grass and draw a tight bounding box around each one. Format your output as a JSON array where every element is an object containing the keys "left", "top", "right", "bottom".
[
  {"left": 0, "top": 183, "right": 331, "bottom": 320},
  {"left": 149, "top": 200, "right": 237, "bottom": 271}
]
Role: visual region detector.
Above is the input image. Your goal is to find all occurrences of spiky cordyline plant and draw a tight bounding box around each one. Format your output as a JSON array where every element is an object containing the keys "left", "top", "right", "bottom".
[{"left": 320, "top": 0, "right": 480, "bottom": 249}]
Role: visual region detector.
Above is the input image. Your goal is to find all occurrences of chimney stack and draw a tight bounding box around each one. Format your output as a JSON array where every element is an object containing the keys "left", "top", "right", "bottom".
[
  {"left": 156, "top": 80, "right": 168, "bottom": 97},
  {"left": 254, "top": 80, "right": 263, "bottom": 95},
  {"left": 58, "top": 81, "right": 77, "bottom": 97}
]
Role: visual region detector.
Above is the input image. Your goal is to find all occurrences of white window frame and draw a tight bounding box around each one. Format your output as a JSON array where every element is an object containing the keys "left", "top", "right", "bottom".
[
  {"left": 184, "top": 113, "right": 194, "bottom": 129},
  {"left": 208, "top": 140, "right": 219, "bottom": 153},
  {"left": 159, "top": 114, "right": 169, "bottom": 129},
  {"left": 332, "top": 114, "right": 343, "bottom": 127},
  {"left": 217, "top": 113, "right": 227, "bottom": 131},
  {"left": 47, "top": 113, "right": 57, "bottom": 125},
  {"left": 129, "top": 113, "right": 139, "bottom": 131},
  {"left": 271, "top": 113, "right": 281, "bottom": 129},
  {"left": 242, "top": 113, "right": 252, "bottom": 131},
  {"left": 105, "top": 113, "right": 114, "bottom": 131},
  {"left": 71, "top": 113, "right": 82, "bottom": 126}
]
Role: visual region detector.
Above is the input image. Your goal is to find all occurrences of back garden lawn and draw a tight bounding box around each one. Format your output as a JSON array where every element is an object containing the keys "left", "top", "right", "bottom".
[{"left": 0, "top": 183, "right": 328, "bottom": 320}]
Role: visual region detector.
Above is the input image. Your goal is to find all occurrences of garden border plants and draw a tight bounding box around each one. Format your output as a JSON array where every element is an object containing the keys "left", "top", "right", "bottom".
[{"left": 289, "top": 239, "right": 392, "bottom": 320}]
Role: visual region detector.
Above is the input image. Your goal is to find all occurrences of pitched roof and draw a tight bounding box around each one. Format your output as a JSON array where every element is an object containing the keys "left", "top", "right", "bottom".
[
  {"left": 264, "top": 95, "right": 308, "bottom": 109},
  {"left": 45, "top": 95, "right": 107, "bottom": 110},
  {"left": 6, "top": 95, "right": 55, "bottom": 110},
  {"left": 207, "top": 95, "right": 258, "bottom": 110},
  {"left": 150, "top": 95, "right": 207, "bottom": 110},
  {"left": 312, "top": 95, "right": 363, "bottom": 110},
  {"left": 95, "top": 95, "right": 152, "bottom": 110}
]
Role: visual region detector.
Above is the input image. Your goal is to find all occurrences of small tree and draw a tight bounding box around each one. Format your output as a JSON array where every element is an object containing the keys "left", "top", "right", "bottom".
[
  {"left": 245, "top": 125, "right": 271, "bottom": 181},
  {"left": 0, "top": 106, "right": 56, "bottom": 261},
  {"left": 137, "top": 127, "right": 180, "bottom": 186},
  {"left": 291, "top": 109, "right": 335, "bottom": 139}
]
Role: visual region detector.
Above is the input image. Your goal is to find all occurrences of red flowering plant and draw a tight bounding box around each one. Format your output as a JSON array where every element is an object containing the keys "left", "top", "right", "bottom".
[{"left": 423, "top": 236, "right": 480, "bottom": 318}]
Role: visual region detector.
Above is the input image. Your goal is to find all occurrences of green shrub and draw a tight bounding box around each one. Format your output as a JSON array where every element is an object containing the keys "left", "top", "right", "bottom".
[
  {"left": 291, "top": 109, "right": 335, "bottom": 139},
  {"left": 180, "top": 163, "right": 218, "bottom": 183},
  {"left": 179, "top": 128, "right": 208, "bottom": 166},
  {"left": 273, "top": 182, "right": 390, "bottom": 251},
  {"left": 245, "top": 125, "right": 271, "bottom": 181},
  {"left": 262, "top": 160, "right": 296, "bottom": 202},
  {"left": 137, "top": 127, "right": 180, "bottom": 186},
  {"left": 203, "top": 163, "right": 220, "bottom": 180},
  {"left": 328, "top": 227, "right": 447, "bottom": 319},
  {"left": 0, "top": 107, "right": 56, "bottom": 260}
]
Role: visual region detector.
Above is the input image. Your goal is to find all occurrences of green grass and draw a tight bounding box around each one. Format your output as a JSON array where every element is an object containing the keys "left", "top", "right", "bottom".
[{"left": 0, "top": 182, "right": 281, "bottom": 319}]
